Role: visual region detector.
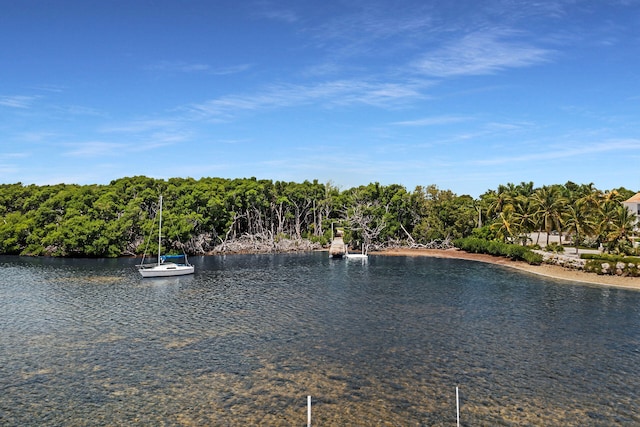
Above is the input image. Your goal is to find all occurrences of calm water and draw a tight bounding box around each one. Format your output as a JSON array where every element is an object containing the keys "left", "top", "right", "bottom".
[{"left": 1, "top": 253, "right": 639, "bottom": 426}]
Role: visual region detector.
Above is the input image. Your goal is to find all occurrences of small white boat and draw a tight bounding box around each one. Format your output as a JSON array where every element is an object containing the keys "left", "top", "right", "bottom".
[{"left": 137, "top": 195, "right": 194, "bottom": 278}]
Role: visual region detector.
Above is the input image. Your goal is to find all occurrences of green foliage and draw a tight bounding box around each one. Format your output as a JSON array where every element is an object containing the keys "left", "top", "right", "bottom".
[
  {"left": 451, "top": 237, "right": 486, "bottom": 254},
  {"left": 453, "top": 237, "right": 543, "bottom": 265},
  {"left": 470, "top": 225, "right": 497, "bottom": 240},
  {"left": 0, "top": 177, "right": 637, "bottom": 258},
  {"left": 583, "top": 259, "right": 640, "bottom": 277},
  {"left": 545, "top": 242, "right": 565, "bottom": 253},
  {"left": 583, "top": 260, "right": 605, "bottom": 274},
  {"left": 411, "top": 185, "right": 477, "bottom": 242},
  {"left": 581, "top": 250, "right": 640, "bottom": 277},
  {"left": 580, "top": 253, "right": 640, "bottom": 264},
  {"left": 522, "top": 250, "right": 543, "bottom": 265}
]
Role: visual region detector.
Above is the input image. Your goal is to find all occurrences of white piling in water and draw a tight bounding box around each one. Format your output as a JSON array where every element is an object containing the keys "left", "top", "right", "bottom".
[
  {"left": 307, "top": 395, "right": 312, "bottom": 427},
  {"left": 456, "top": 386, "right": 460, "bottom": 427}
]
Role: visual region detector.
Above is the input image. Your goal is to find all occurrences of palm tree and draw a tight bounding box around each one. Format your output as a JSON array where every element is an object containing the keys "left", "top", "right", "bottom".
[
  {"left": 562, "top": 202, "right": 596, "bottom": 254},
  {"left": 601, "top": 189, "right": 623, "bottom": 206},
  {"left": 576, "top": 185, "right": 601, "bottom": 215},
  {"left": 491, "top": 209, "right": 516, "bottom": 242},
  {"left": 531, "top": 185, "right": 567, "bottom": 246},
  {"left": 594, "top": 191, "right": 622, "bottom": 247},
  {"left": 596, "top": 201, "right": 616, "bottom": 250},
  {"left": 512, "top": 195, "right": 538, "bottom": 245},
  {"left": 605, "top": 205, "right": 636, "bottom": 254},
  {"left": 515, "top": 181, "right": 535, "bottom": 197},
  {"left": 484, "top": 187, "right": 514, "bottom": 220}
]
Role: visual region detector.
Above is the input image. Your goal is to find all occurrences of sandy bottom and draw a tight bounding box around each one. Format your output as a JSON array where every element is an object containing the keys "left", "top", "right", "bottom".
[{"left": 373, "top": 248, "right": 640, "bottom": 291}]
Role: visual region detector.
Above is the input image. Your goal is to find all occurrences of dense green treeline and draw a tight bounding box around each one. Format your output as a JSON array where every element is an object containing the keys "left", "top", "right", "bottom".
[{"left": 0, "top": 177, "right": 637, "bottom": 257}]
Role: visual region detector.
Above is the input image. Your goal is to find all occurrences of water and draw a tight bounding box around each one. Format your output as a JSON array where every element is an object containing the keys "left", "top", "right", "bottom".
[{"left": 1, "top": 253, "right": 639, "bottom": 426}]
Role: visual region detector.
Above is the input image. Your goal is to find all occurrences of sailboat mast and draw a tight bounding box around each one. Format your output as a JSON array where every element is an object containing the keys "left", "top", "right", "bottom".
[{"left": 158, "top": 195, "right": 163, "bottom": 266}]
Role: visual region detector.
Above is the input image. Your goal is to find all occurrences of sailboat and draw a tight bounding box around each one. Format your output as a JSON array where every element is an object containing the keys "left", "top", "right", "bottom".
[{"left": 137, "top": 195, "right": 194, "bottom": 278}]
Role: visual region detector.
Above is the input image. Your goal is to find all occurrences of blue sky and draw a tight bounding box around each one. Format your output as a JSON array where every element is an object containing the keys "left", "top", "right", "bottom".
[{"left": 1, "top": 0, "right": 639, "bottom": 197}]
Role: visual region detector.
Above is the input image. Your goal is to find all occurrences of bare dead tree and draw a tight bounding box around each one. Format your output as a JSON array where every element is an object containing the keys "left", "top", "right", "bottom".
[
  {"left": 220, "top": 212, "right": 245, "bottom": 251},
  {"left": 345, "top": 195, "right": 387, "bottom": 253}
]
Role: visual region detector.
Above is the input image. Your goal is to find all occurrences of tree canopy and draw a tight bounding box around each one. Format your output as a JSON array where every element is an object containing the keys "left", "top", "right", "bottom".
[{"left": 0, "top": 177, "right": 637, "bottom": 257}]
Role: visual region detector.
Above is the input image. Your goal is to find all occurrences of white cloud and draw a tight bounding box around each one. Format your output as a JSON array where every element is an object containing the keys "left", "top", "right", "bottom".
[
  {"left": 0, "top": 151, "right": 30, "bottom": 160},
  {"left": 392, "top": 115, "right": 471, "bottom": 126},
  {"left": 414, "top": 29, "right": 553, "bottom": 77},
  {"left": 0, "top": 95, "right": 38, "bottom": 109},
  {"left": 100, "top": 119, "right": 182, "bottom": 134},
  {"left": 63, "top": 142, "right": 127, "bottom": 157},
  {"left": 57, "top": 105, "right": 105, "bottom": 117},
  {"left": 147, "top": 61, "right": 252, "bottom": 75},
  {"left": 473, "top": 138, "right": 640, "bottom": 165},
  {"left": 183, "top": 78, "right": 430, "bottom": 120},
  {"left": 311, "top": 6, "right": 435, "bottom": 56},
  {"left": 260, "top": 8, "right": 299, "bottom": 24}
]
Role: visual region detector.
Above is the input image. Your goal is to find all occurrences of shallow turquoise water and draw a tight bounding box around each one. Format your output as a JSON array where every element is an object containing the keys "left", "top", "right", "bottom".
[{"left": 1, "top": 253, "right": 639, "bottom": 425}]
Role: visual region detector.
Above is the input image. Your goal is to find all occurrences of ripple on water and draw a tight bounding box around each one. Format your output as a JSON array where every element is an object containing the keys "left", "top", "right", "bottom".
[{"left": 1, "top": 253, "right": 640, "bottom": 425}]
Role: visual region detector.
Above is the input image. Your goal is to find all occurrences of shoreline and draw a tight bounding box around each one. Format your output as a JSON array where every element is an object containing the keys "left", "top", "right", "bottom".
[{"left": 372, "top": 248, "right": 640, "bottom": 291}]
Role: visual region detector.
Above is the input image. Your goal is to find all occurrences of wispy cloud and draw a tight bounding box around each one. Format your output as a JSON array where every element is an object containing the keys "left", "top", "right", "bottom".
[
  {"left": 0, "top": 95, "right": 39, "bottom": 109},
  {"left": 63, "top": 142, "right": 127, "bottom": 157},
  {"left": 0, "top": 163, "right": 20, "bottom": 172},
  {"left": 414, "top": 29, "right": 554, "bottom": 77},
  {"left": 0, "top": 151, "right": 30, "bottom": 160},
  {"left": 138, "top": 133, "right": 190, "bottom": 148},
  {"left": 392, "top": 115, "right": 472, "bottom": 126},
  {"left": 320, "top": 11, "right": 433, "bottom": 45},
  {"left": 311, "top": 7, "right": 436, "bottom": 59},
  {"left": 32, "top": 84, "right": 65, "bottom": 93},
  {"left": 259, "top": 8, "right": 299, "bottom": 24},
  {"left": 474, "top": 138, "right": 640, "bottom": 165},
  {"left": 147, "top": 61, "right": 252, "bottom": 75},
  {"left": 62, "top": 137, "right": 188, "bottom": 158},
  {"left": 16, "top": 131, "right": 59, "bottom": 143},
  {"left": 56, "top": 105, "right": 105, "bottom": 117},
  {"left": 100, "top": 119, "right": 183, "bottom": 134},
  {"left": 216, "top": 138, "right": 252, "bottom": 145},
  {"left": 183, "top": 78, "right": 430, "bottom": 120},
  {"left": 209, "top": 64, "right": 253, "bottom": 75}
]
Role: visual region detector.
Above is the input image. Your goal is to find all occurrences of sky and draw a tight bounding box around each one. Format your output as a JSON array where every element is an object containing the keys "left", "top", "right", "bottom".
[{"left": 1, "top": 0, "right": 639, "bottom": 197}]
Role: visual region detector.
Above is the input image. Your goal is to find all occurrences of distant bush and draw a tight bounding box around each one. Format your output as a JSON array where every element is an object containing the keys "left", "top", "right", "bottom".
[
  {"left": 454, "top": 237, "right": 542, "bottom": 265},
  {"left": 486, "top": 240, "right": 504, "bottom": 256},
  {"left": 545, "top": 242, "right": 564, "bottom": 253},
  {"left": 470, "top": 226, "right": 497, "bottom": 241},
  {"left": 579, "top": 253, "right": 640, "bottom": 277},
  {"left": 452, "top": 237, "right": 486, "bottom": 253},
  {"left": 522, "top": 251, "right": 543, "bottom": 265},
  {"left": 583, "top": 259, "right": 640, "bottom": 276},
  {"left": 580, "top": 253, "right": 640, "bottom": 264},
  {"left": 584, "top": 260, "right": 606, "bottom": 275}
]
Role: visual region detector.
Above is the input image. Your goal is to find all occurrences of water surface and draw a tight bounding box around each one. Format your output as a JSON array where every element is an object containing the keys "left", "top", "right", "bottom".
[{"left": 1, "top": 253, "right": 639, "bottom": 426}]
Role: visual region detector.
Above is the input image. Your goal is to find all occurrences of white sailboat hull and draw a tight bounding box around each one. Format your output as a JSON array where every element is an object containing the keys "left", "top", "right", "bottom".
[
  {"left": 137, "top": 195, "right": 195, "bottom": 278},
  {"left": 138, "top": 263, "right": 194, "bottom": 278}
]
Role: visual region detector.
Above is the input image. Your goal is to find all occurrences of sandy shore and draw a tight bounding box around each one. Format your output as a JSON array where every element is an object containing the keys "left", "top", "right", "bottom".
[{"left": 373, "top": 248, "right": 640, "bottom": 291}]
